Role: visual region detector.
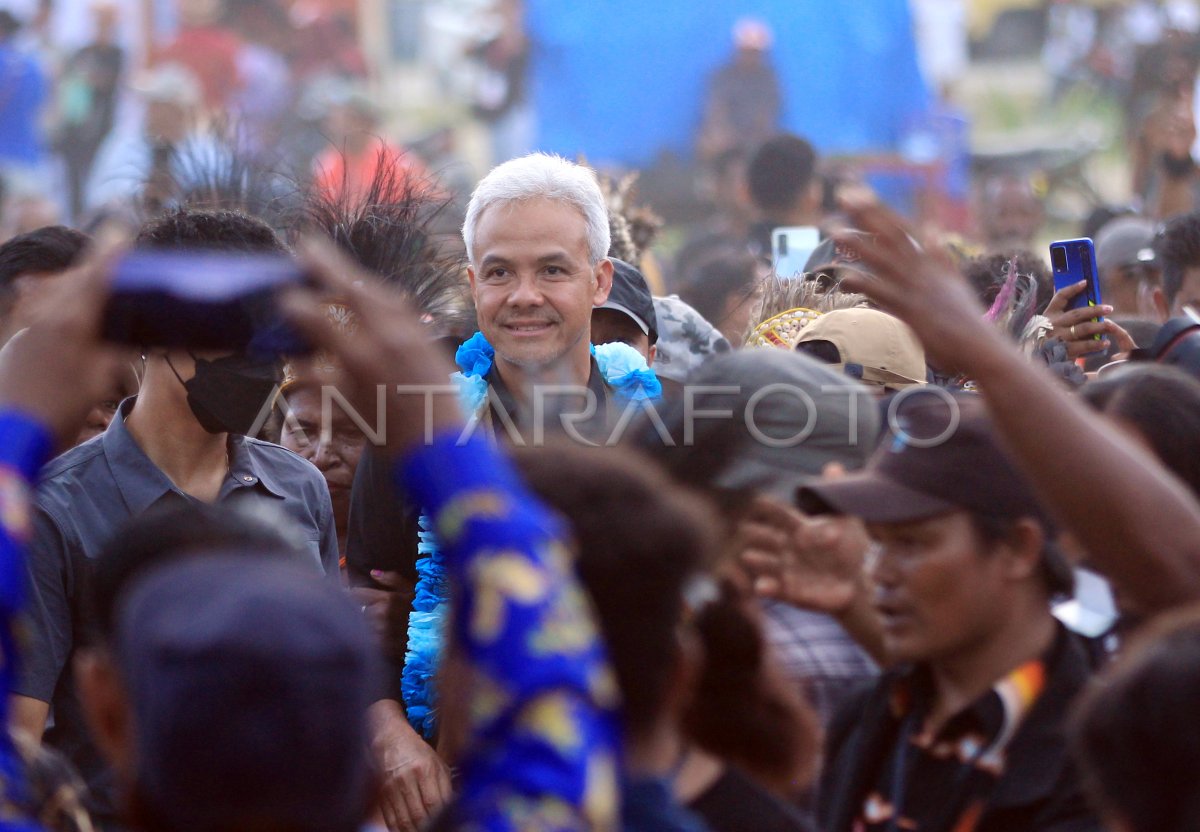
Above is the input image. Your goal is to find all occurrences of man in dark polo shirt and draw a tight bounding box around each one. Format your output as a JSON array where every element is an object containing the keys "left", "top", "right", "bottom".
[
  {"left": 797, "top": 393, "right": 1100, "bottom": 832},
  {"left": 11, "top": 208, "right": 338, "bottom": 827}
]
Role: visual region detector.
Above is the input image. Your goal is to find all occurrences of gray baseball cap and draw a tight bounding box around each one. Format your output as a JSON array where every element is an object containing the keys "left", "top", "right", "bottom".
[{"left": 1095, "top": 216, "right": 1158, "bottom": 272}]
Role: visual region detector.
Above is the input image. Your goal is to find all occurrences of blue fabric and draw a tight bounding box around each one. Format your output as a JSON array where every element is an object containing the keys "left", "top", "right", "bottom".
[
  {"left": 398, "top": 434, "right": 621, "bottom": 829},
  {"left": 0, "top": 44, "right": 46, "bottom": 165},
  {"left": 525, "top": 0, "right": 930, "bottom": 164},
  {"left": 0, "top": 409, "right": 57, "bottom": 832}
]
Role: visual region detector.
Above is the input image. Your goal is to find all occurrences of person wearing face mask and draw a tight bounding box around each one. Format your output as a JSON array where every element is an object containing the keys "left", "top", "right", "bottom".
[{"left": 11, "top": 208, "right": 339, "bottom": 830}]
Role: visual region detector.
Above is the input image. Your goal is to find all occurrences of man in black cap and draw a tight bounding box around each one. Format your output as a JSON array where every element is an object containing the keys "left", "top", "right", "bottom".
[
  {"left": 793, "top": 393, "right": 1097, "bottom": 832},
  {"left": 591, "top": 257, "right": 658, "bottom": 364}
]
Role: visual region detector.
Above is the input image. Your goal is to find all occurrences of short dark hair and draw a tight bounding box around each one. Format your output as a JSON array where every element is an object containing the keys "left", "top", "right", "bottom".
[
  {"left": 136, "top": 208, "right": 287, "bottom": 255},
  {"left": 85, "top": 502, "right": 299, "bottom": 642},
  {"left": 1081, "top": 363, "right": 1200, "bottom": 498},
  {"left": 515, "top": 445, "right": 714, "bottom": 734},
  {"left": 515, "top": 444, "right": 816, "bottom": 787},
  {"left": 1071, "top": 605, "right": 1200, "bottom": 832},
  {"left": 677, "top": 247, "right": 760, "bottom": 327},
  {"left": 0, "top": 225, "right": 90, "bottom": 289},
  {"left": 1155, "top": 212, "right": 1200, "bottom": 309},
  {"left": 968, "top": 512, "right": 1074, "bottom": 597},
  {"left": 746, "top": 134, "right": 817, "bottom": 214}
]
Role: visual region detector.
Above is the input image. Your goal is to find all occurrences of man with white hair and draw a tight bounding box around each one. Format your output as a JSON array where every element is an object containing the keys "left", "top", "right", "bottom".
[{"left": 348, "top": 153, "right": 660, "bottom": 832}]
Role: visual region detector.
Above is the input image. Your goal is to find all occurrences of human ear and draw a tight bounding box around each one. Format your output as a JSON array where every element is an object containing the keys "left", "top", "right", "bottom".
[
  {"left": 1001, "top": 518, "right": 1046, "bottom": 583},
  {"left": 593, "top": 259, "right": 614, "bottom": 306}
]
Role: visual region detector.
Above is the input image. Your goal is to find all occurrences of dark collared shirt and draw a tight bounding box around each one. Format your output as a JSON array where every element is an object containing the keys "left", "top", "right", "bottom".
[
  {"left": 819, "top": 624, "right": 1099, "bottom": 832},
  {"left": 16, "top": 398, "right": 337, "bottom": 822}
]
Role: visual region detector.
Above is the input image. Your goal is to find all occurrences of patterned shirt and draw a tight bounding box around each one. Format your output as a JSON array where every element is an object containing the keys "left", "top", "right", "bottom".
[{"left": 399, "top": 434, "right": 621, "bottom": 831}]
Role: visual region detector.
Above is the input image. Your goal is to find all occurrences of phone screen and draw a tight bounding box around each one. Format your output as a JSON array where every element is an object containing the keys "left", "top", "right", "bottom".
[{"left": 773, "top": 227, "right": 820, "bottom": 278}]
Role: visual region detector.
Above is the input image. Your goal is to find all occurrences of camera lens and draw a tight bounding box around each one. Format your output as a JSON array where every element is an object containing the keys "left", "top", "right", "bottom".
[{"left": 1050, "top": 246, "right": 1067, "bottom": 271}]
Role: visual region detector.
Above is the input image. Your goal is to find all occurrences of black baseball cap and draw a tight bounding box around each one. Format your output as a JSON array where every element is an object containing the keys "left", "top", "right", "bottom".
[
  {"left": 601, "top": 258, "right": 658, "bottom": 344},
  {"left": 798, "top": 393, "right": 1055, "bottom": 530}
]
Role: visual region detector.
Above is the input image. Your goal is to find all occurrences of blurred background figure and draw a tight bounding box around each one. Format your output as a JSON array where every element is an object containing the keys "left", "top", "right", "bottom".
[
  {"left": 697, "top": 17, "right": 781, "bottom": 166},
  {"left": 152, "top": 0, "right": 242, "bottom": 112},
  {"left": 976, "top": 174, "right": 1047, "bottom": 254},
  {"left": 85, "top": 62, "right": 204, "bottom": 215},
  {"left": 467, "top": 0, "right": 532, "bottom": 166},
  {"left": 311, "top": 86, "right": 431, "bottom": 202},
  {"left": 51, "top": 0, "right": 123, "bottom": 222},
  {"left": 0, "top": 10, "right": 48, "bottom": 193}
]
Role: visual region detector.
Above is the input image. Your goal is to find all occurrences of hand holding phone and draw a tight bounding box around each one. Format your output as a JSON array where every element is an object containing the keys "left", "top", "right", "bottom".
[{"left": 1047, "top": 238, "right": 1116, "bottom": 357}]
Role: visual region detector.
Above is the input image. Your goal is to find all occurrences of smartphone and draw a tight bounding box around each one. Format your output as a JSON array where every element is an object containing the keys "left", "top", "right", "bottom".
[
  {"left": 772, "top": 226, "right": 820, "bottom": 279},
  {"left": 102, "top": 250, "right": 312, "bottom": 355},
  {"left": 1049, "top": 238, "right": 1103, "bottom": 339}
]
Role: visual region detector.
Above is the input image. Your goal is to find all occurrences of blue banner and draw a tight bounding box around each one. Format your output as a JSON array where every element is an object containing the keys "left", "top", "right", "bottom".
[{"left": 525, "top": 0, "right": 931, "bottom": 166}]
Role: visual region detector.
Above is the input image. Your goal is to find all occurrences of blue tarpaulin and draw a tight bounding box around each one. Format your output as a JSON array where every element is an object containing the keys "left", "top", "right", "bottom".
[{"left": 525, "top": 0, "right": 931, "bottom": 167}]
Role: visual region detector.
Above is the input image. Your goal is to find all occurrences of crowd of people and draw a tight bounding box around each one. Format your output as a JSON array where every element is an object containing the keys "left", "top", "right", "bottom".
[{"left": 5, "top": 5, "right": 1200, "bottom": 832}]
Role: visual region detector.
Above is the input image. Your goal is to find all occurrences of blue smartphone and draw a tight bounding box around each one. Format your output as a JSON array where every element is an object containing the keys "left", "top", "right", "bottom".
[
  {"left": 102, "top": 250, "right": 313, "bottom": 355},
  {"left": 1049, "top": 237, "right": 1103, "bottom": 339}
]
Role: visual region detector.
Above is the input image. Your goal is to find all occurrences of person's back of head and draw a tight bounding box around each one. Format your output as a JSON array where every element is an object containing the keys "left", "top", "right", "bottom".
[
  {"left": 85, "top": 501, "right": 303, "bottom": 644},
  {"left": 637, "top": 347, "right": 880, "bottom": 503},
  {"left": 461, "top": 152, "right": 610, "bottom": 267},
  {"left": 136, "top": 207, "right": 287, "bottom": 254},
  {"left": 1081, "top": 363, "right": 1200, "bottom": 498},
  {"left": 0, "top": 226, "right": 90, "bottom": 289},
  {"left": 677, "top": 246, "right": 761, "bottom": 344},
  {"left": 1071, "top": 605, "right": 1200, "bottom": 832},
  {"left": 746, "top": 135, "right": 818, "bottom": 220},
  {"left": 515, "top": 444, "right": 817, "bottom": 788},
  {"left": 1154, "top": 211, "right": 1200, "bottom": 317},
  {"left": 85, "top": 556, "right": 378, "bottom": 832}
]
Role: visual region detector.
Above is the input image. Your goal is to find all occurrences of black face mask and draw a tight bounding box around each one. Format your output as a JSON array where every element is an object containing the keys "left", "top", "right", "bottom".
[{"left": 167, "top": 353, "right": 281, "bottom": 436}]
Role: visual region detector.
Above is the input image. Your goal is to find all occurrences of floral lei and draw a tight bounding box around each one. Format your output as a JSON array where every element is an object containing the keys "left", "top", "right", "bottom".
[{"left": 400, "top": 331, "right": 662, "bottom": 738}]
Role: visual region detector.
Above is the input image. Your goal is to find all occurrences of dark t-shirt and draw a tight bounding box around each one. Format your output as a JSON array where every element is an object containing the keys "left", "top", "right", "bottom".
[{"left": 689, "top": 767, "right": 815, "bottom": 832}]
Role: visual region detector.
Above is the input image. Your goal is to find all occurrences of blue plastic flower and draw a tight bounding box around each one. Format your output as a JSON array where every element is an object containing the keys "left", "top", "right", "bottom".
[
  {"left": 593, "top": 342, "right": 663, "bottom": 402},
  {"left": 455, "top": 331, "right": 495, "bottom": 377}
]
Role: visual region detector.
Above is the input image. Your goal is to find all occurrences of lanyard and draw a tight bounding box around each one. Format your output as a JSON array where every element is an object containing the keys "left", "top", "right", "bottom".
[{"left": 883, "top": 711, "right": 993, "bottom": 832}]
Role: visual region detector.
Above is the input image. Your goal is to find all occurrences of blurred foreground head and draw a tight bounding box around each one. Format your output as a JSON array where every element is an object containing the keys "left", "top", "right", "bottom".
[
  {"left": 1072, "top": 606, "right": 1200, "bottom": 832},
  {"left": 78, "top": 556, "right": 379, "bottom": 832}
]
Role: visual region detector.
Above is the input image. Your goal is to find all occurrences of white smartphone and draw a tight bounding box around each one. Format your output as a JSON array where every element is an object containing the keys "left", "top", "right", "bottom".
[{"left": 772, "top": 226, "right": 820, "bottom": 279}]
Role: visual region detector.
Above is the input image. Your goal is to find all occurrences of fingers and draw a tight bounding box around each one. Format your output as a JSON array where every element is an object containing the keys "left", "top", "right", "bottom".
[
  {"left": 379, "top": 787, "right": 408, "bottom": 832},
  {"left": 1107, "top": 320, "right": 1139, "bottom": 354},
  {"left": 394, "top": 773, "right": 428, "bottom": 831},
  {"left": 1051, "top": 303, "right": 1114, "bottom": 329},
  {"left": 1066, "top": 337, "right": 1111, "bottom": 359},
  {"left": 432, "top": 760, "right": 454, "bottom": 809},
  {"left": 370, "top": 569, "right": 410, "bottom": 590},
  {"left": 1045, "top": 281, "right": 1086, "bottom": 315}
]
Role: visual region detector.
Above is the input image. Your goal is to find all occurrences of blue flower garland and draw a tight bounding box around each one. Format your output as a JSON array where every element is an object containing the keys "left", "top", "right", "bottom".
[{"left": 400, "top": 332, "right": 660, "bottom": 738}]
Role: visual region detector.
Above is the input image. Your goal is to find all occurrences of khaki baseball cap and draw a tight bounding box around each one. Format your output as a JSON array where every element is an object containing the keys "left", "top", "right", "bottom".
[{"left": 795, "top": 308, "right": 926, "bottom": 390}]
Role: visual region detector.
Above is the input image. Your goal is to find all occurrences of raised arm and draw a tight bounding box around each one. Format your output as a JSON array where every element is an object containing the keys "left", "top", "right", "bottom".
[{"left": 836, "top": 200, "right": 1200, "bottom": 614}]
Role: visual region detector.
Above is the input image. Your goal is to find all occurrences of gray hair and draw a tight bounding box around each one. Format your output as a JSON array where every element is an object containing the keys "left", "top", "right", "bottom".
[{"left": 462, "top": 153, "right": 611, "bottom": 266}]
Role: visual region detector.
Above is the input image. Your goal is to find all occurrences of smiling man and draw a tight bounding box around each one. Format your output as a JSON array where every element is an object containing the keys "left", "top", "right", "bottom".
[
  {"left": 346, "top": 153, "right": 659, "bottom": 832},
  {"left": 797, "top": 394, "right": 1098, "bottom": 832},
  {"left": 460, "top": 152, "right": 615, "bottom": 433}
]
